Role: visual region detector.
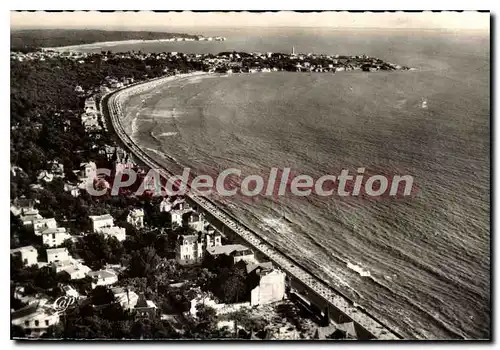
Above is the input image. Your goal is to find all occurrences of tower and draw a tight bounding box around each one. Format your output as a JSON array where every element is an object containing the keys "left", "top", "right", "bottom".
[{"left": 292, "top": 46, "right": 295, "bottom": 55}]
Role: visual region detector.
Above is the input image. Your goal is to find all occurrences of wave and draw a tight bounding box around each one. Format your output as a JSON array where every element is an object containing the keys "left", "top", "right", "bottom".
[{"left": 347, "top": 262, "right": 371, "bottom": 277}]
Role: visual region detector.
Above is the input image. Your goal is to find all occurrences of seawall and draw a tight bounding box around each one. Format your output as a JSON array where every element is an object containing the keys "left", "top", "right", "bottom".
[{"left": 101, "top": 72, "right": 404, "bottom": 340}]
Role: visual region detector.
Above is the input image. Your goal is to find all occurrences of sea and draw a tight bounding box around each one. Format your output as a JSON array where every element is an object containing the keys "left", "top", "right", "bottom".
[{"left": 87, "top": 27, "right": 490, "bottom": 339}]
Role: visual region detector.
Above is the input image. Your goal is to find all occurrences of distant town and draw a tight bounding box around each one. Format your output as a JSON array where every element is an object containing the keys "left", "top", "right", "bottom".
[
  {"left": 11, "top": 47, "right": 411, "bottom": 75},
  {"left": 10, "top": 44, "right": 407, "bottom": 340}
]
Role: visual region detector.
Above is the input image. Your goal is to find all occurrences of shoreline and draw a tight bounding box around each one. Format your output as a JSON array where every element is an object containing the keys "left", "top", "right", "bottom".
[
  {"left": 43, "top": 39, "right": 197, "bottom": 52},
  {"left": 103, "top": 73, "right": 403, "bottom": 340}
]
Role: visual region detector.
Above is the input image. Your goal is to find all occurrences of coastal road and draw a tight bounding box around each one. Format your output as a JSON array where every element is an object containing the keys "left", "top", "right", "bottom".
[{"left": 102, "top": 73, "right": 403, "bottom": 340}]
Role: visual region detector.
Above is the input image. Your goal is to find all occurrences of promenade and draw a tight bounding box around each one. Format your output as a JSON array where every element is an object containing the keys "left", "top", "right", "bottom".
[{"left": 103, "top": 75, "right": 403, "bottom": 340}]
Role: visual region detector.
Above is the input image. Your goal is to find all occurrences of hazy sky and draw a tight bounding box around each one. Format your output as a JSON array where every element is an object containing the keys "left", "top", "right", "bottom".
[{"left": 11, "top": 11, "right": 490, "bottom": 31}]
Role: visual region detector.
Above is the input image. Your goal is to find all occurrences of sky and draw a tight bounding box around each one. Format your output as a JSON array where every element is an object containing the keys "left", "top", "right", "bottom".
[{"left": 11, "top": 11, "right": 490, "bottom": 31}]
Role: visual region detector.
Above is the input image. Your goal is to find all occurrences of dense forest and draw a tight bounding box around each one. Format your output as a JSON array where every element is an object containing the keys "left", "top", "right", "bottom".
[{"left": 11, "top": 29, "right": 202, "bottom": 51}]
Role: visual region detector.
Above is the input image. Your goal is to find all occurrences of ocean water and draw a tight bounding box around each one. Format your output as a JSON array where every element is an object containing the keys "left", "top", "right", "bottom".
[{"left": 117, "top": 28, "right": 490, "bottom": 339}]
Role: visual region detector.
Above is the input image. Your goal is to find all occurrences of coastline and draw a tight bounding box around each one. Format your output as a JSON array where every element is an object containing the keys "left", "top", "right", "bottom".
[
  {"left": 103, "top": 73, "right": 403, "bottom": 340},
  {"left": 123, "top": 72, "right": 210, "bottom": 142},
  {"left": 43, "top": 38, "right": 191, "bottom": 52}
]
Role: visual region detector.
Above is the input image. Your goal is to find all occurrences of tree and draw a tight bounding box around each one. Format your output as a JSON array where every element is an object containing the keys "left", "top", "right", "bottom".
[
  {"left": 91, "top": 286, "right": 115, "bottom": 306},
  {"left": 126, "top": 246, "right": 161, "bottom": 279},
  {"left": 215, "top": 264, "right": 248, "bottom": 304},
  {"left": 194, "top": 304, "right": 217, "bottom": 337}
]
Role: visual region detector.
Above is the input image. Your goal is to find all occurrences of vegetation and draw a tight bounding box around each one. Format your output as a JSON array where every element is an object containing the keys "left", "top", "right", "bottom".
[{"left": 11, "top": 29, "right": 202, "bottom": 51}]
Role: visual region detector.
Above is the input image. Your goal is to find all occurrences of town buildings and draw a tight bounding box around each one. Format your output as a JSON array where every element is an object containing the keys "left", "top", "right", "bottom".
[
  {"left": 89, "top": 214, "right": 114, "bottom": 231},
  {"left": 127, "top": 208, "right": 145, "bottom": 228},
  {"left": 206, "top": 244, "right": 256, "bottom": 264},
  {"left": 112, "top": 287, "right": 139, "bottom": 310},
  {"left": 41, "top": 227, "right": 71, "bottom": 247},
  {"left": 175, "top": 229, "right": 222, "bottom": 265},
  {"left": 88, "top": 270, "right": 118, "bottom": 289},
  {"left": 46, "top": 247, "right": 70, "bottom": 264},
  {"left": 33, "top": 218, "right": 58, "bottom": 236},
  {"left": 11, "top": 246, "right": 38, "bottom": 266},
  {"left": 11, "top": 302, "right": 60, "bottom": 337}
]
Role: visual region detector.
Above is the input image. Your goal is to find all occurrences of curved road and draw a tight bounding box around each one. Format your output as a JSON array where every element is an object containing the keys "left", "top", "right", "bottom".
[{"left": 101, "top": 73, "right": 403, "bottom": 340}]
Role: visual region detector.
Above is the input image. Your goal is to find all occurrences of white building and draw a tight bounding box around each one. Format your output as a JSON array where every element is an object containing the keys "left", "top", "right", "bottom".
[
  {"left": 11, "top": 302, "right": 60, "bottom": 337},
  {"left": 33, "top": 218, "right": 57, "bottom": 236},
  {"left": 127, "top": 208, "right": 145, "bottom": 229},
  {"left": 187, "top": 212, "right": 206, "bottom": 232},
  {"left": 171, "top": 204, "right": 191, "bottom": 228},
  {"left": 61, "top": 285, "right": 80, "bottom": 299},
  {"left": 79, "top": 161, "right": 97, "bottom": 183},
  {"left": 206, "top": 244, "right": 256, "bottom": 264},
  {"left": 46, "top": 247, "right": 70, "bottom": 264},
  {"left": 11, "top": 246, "right": 38, "bottom": 266},
  {"left": 89, "top": 214, "right": 114, "bottom": 232},
  {"left": 19, "top": 209, "right": 43, "bottom": 226},
  {"left": 88, "top": 270, "right": 118, "bottom": 289},
  {"left": 248, "top": 265, "right": 286, "bottom": 306},
  {"left": 41, "top": 227, "right": 71, "bottom": 247},
  {"left": 111, "top": 287, "right": 139, "bottom": 310},
  {"left": 176, "top": 234, "right": 204, "bottom": 265},
  {"left": 159, "top": 197, "right": 172, "bottom": 212},
  {"left": 84, "top": 96, "right": 97, "bottom": 111},
  {"left": 100, "top": 226, "right": 126, "bottom": 242},
  {"left": 11, "top": 198, "right": 35, "bottom": 216},
  {"left": 62, "top": 264, "right": 92, "bottom": 280},
  {"left": 205, "top": 230, "right": 222, "bottom": 248}
]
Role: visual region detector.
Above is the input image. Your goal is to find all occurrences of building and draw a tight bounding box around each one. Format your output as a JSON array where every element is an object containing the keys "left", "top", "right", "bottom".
[
  {"left": 36, "top": 170, "right": 54, "bottom": 183},
  {"left": 11, "top": 302, "right": 60, "bottom": 337},
  {"left": 20, "top": 209, "right": 43, "bottom": 226},
  {"left": 11, "top": 197, "right": 35, "bottom": 216},
  {"left": 100, "top": 226, "right": 126, "bottom": 242},
  {"left": 187, "top": 212, "right": 206, "bottom": 232},
  {"left": 41, "top": 227, "right": 71, "bottom": 247},
  {"left": 48, "top": 160, "right": 64, "bottom": 178},
  {"left": 205, "top": 230, "right": 222, "bottom": 248},
  {"left": 248, "top": 264, "right": 286, "bottom": 306},
  {"left": 176, "top": 234, "right": 204, "bottom": 265},
  {"left": 88, "top": 270, "right": 118, "bottom": 289},
  {"left": 84, "top": 96, "right": 97, "bottom": 111},
  {"left": 89, "top": 214, "right": 114, "bottom": 232},
  {"left": 61, "top": 285, "right": 80, "bottom": 299},
  {"left": 11, "top": 246, "right": 38, "bottom": 266},
  {"left": 171, "top": 207, "right": 191, "bottom": 228},
  {"left": 46, "top": 247, "right": 70, "bottom": 264},
  {"left": 62, "top": 264, "right": 92, "bottom": 280},
  {"left": 206, "top": 244, "right": 256, "bottom": 264},
  {"left": 79, "top": 161, "right": 97, "bottom": 183},
  {"left": 134, "top": 294, "right": 158, "bottom": 318},
  {"left": 33, "top": 218, "right": 57, "bottom": 236},
  {"left": 127, "top": 208, "right": 145, "bottom": 229},
  {"left": 81, "top": 112, "right": 101, "bottom": 131},
  {"left": 111, "top": 287, "right": 139, "bottom": 310},
  {"left": 52, "top": 260, "right": 75, "bottom": 273},
  {"left": 159, "top": 197, "right": 173, "bottom": 212}
]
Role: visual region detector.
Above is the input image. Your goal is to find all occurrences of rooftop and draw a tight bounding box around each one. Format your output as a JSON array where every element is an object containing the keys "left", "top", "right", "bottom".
[
  {"left": 46, "top": 247, "right": 68, "bottom": 255},
  {"left": 88, "top": 269, "right": 116, "bottom": 279},
  {"left": 40, "top": 227, "right": 67, "bottom": 235},
  {"left": 206, "top": 244, "right": 251, "bottom": 256},
  {"left": 10, "top": 245, "right": 37, "bottom": 254},
  {"left": 89, "top": 214, "right": 114, "bottom": 222},
  {"left": 246, "top": 261, "right": 274, "bottom": 274},
  {"left": 179, "top": 234, "right": 199, "bottom": 245}
]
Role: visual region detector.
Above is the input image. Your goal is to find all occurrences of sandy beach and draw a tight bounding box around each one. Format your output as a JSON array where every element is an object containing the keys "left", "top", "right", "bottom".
[{"left": 43, "top": 38, "right": 190, "bottom": 52}]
